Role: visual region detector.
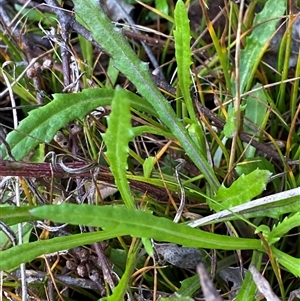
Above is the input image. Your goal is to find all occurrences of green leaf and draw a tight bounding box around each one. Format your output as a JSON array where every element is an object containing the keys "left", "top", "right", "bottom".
[
  {"left": 0, "top": 88, "right": 156, "bottom": 161},
  {"left": 0, "top": 68, "right": 36, "bottom": 102},
  {"left": 271, "top": 246, "right": 300, "bottom": 277},
  {"left": 105, "top": 58, "right": 119, "bottom": 88},
  {"left": 235, "top": 157, "right": 275, "bottom": 176},
  {"left": 174, "top": 0, "right": 196, "bottom": 121},
  {"left": 72, "top": 0, "right": 220, "bottom": 191},
  {"left": 132, "top": 125, "right": 174, "bottom": 140},
  {"left": 0, "top": 205, "right": 38, "bottom": 225},
  {"left": 30, "top": 204, "right": 262, "bottom": 251},
  {"left": 239, "top": 0, "right": 286, "bottom": 93},
  {"left": 267, "top": 213, "right": 300, "bottom": 245},
  {"left": 0, "top": 229, "right": 124, "bottom": 271},
  {"left": 0, "top": 223, "right": 32, "bottom": 250},
  {"left": 142, "top": 237, "right": 154, "bottom": 256},
  {"left": 189, "top": 187, "right": 300, "bottom": 227},
  {"left": 208, "top": 169, "right": 272, "bottom": 211},
  {"left": 143, "top": 156, "right": 155, "bottom": 178},
  {"left": 223, "top": 105, "right": 246, "bottom": 138},
  {"left": 235, "top": 250, "right": 263, "bottom": 301},
  {"left": 160, "top": 297, "right": 194, "bottom": 301},
  {"left": 106, "top": 241, "right": 141, "bottom": 301},
  {"left": 223, "top": 107, "right": 237, "bottom": 138},
  {"left": 14, "top": 4, "right": 53, "bottom": 23},
  {"left": 155, "top": 0, "right": 169, "bottom": 16},
  {"left": 102, "top": 87, "right": 135, "bottom": 209},
  {"left": 187, "top": 122, "right": 206, "bottom": 155},
  {"left": 243, "top": 84, "right": 268, "bottom": 157},
  {"left": 177, "top": 275, "right": 200, "bottom": 297}
]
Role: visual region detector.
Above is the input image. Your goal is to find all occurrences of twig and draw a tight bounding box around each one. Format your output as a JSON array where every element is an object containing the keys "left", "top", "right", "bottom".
[
  {"left": 88, "top": 227, "right": 115, "bottom": 291},
  {"left": 12, "top": 269, "right": 101, "bottom": 291},
  {"left": 0, "top": 160, "right": 175, "bottom": 201}
]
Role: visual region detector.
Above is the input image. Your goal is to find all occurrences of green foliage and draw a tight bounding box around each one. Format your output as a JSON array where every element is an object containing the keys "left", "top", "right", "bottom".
[
  {"left": 243, "top": 83, "right": 268, "bottom": 157},
  {"left": 176, "top": 275, "right": 200, "bottom": 297},
  {"left": 208, "top": 169, "right": 271, "bottom": 211},
  {"left": 239, "top": 0, "right": 286, "bottom": 93},
  {"left": 267, "top": 213, "right": 300, "bottom": 245},
  {"left": 102, "top": 87, "right": 135, "bottom": 208},
  {"left": 1, "top": 0, "right": 300, "bottom": 299},
  {"left": 189, "top": 188, "right": 300, "bottom": 226},
  {"left": 72, "top": 0, "right": 220, "bottom": 191},
  {"left": 160, "top": 297, "right": 194, "bottom": 301},
  {"left": 0, "top": 205, "right": 37, "bottom": 225},
  {"left": 105, "top": 240, "right": 141, "bottom": 301},
  {"left": 174, "top": 0, "right": 196, "bottom": 121},
  {"left": 0, "top": 229, "right": 122, "bottom": 271},
  {"left": 143, "top": 156, "right": 155, "bottom": 178},
  {"left": 235, "top": 251, "right": 263, "bottom": 301},
  {"left": 271, "top": 247, "right": 300, "bottom": 277},
  {"left": 155, "top": 0, "right": 169, "bottom": 16},
  {"left": 223, "top": 105, "right": 246, "bottom": 138},
  {"left": 29, "top": 204, "right": 262, "bottom": 251},
  {"left": 0, "top": 68, "right": 36, "bottom": 102},
  {"left": 0, "top": 88, "right": 156, "bottom": 160},
  {"left": 235, "top": 157, "right": 275, "bottom": 176}
]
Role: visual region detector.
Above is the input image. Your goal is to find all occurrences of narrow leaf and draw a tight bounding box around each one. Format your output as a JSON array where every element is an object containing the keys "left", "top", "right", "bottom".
[
  {"left": 243, "top": 83, "right": 268, "bottom": 157},
  {"left": 174, "top": 0, "right": 196, "bottom": 121},
  {"left": 102, "top": 87, "right": 135, "bottom": 208},
  {"left": 235, "top": 250, "right": 263, "bottom": 301},
  {"left": 0, "top": 88, "right": 157, "bottom": 161},
  {"left": 30, "top": 204, "right": 262, "bottom": 251},
  {"left": 106, "top": 241, "right": 141, "bottom": 301},
  {"left": 0, "top": 229, "right": 125, "bottom": 271},
  {"left": 0, "top": 205, "right": 38, "bottom": 225},
  {"left": 271, "top": 247, "right": 300, "bottom": 277},
  {"left": 143, "top": 157, "right": 155, "bottom": 178}
]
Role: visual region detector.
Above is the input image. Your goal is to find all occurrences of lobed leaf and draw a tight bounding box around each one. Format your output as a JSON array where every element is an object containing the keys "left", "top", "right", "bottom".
[
  {"left": 267, "top": 213, "right": 300, "bottom": 244},
  {"left": 0, "top": 88, "right": 156, "bottom": 161},
  {"left": 174, "top": 0, "right": 196, "bottom": 121},
  {"left": 102, "top": 87, "right": 135, "bottom": 208},
  {"left": 208, "top": 169, "right": 272, "bottom": 211},
  {"left": 189, "top": 187, "right": 300, "bottom": 227}
]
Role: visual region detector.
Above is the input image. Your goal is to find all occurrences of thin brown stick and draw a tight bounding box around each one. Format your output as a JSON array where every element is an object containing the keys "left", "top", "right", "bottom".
[{"left": 0, "top": 160, "right": 176, "bottom": 200}]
